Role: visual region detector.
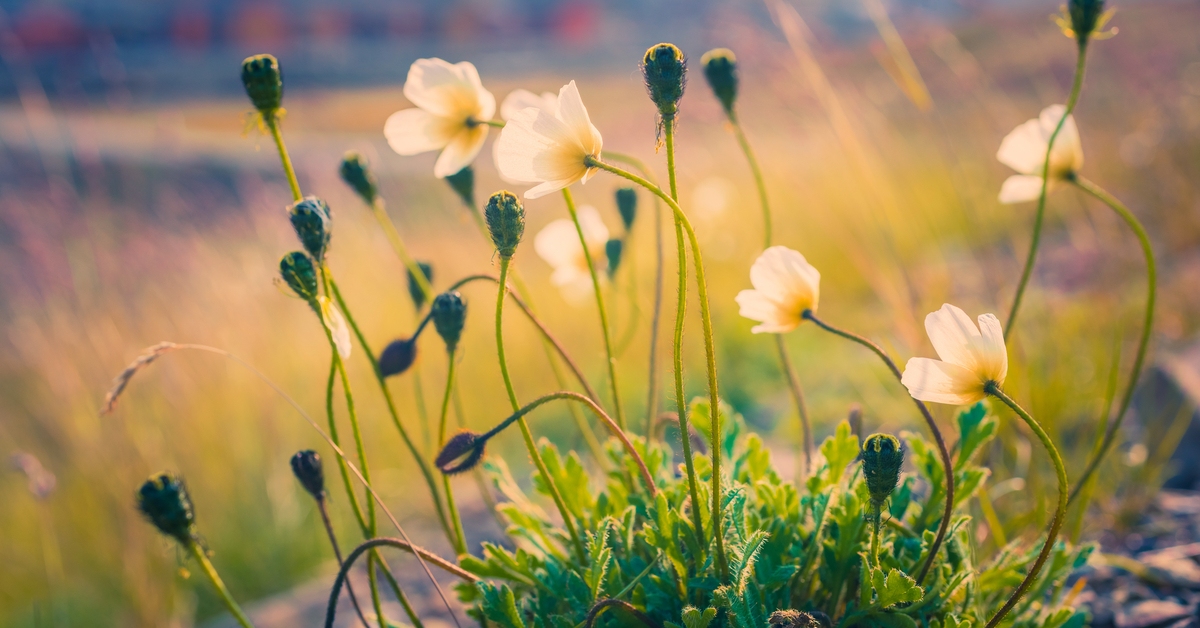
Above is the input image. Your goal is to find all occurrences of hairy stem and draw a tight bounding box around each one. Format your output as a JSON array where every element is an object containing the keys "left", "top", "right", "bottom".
[
  {"left": 366, "top": 196, "right": 434, "bottom": 301},
  {"left": 317, "top": 499, "right": 370, "bottom": 628},
  {"left": 729, "top": 114, "right": 772, "bottom": 249},
  {"left": 439, "top": 348, "right": 469, "bottom": 556},
  {"left": 264, "top": 115, "right": 302, "bottom": 202},
  {"left": 187, "top": 540, "right": 255, "bottom": 628}
]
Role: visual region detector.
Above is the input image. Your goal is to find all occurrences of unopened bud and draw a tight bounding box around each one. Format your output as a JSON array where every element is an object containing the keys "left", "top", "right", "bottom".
[
  {"left": 436, "top": 431, "right": 486, "bottom": 475},
  {"left": 642, "top": 43, "right": 687, "bottom": 119},
  {"left": 379, "top": 338, "right": 418, "bottom": 377},
  {"left": 431, "top": 291, "right": 467, "bottom": 353},
  {"left": 1068, "top": 0, "right": 1107, "bottom": 44},
  {"left": 861, "top": 433, "right": 904, "bottom": 506},
  {"left": 615, "top": 188, "right": 637, "bottom": 231},
  {"left": 605, "top": 238, "right": 624, "bottom": 277},
  {"left": 288, "top": 196, "right": 332, "bottom": 262},
  {"left": 769, "top": 610, "right": 823, "bottom": 628},
  {"left": 407, "top": 261, "right": 434, "bottom": 311},
  {"left": 485, "top": 191, "right": 525, "bottom": 258},
  {"left": 339, "top": 151, "right": 378, "bottom": 204},
  {"left": 701, "top": 48, "right": 739, "bottom": 116},
  {"left": 289, "top": 450, "right": 325, "bottom": 500},
  {"left": 241, "top": 54, "right": 283, "bottom": 116},
  {"left": 137, "top": 473, "right": 196, "bottom": 544},
  {"left": 280, "top": 251, "right": 319, "bottom": 300},
  {"left": 445, "top": 166, "right": 475, "bottom": 209}
]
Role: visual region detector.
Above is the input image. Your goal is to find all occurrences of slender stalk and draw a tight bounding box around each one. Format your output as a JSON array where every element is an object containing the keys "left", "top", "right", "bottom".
[
  {"left": 439, "top": 348, "right": 469, "bottom": 556},
  {"left": 1004, "top": 42, "right": 1090, "bottom": 339},
  {"left": 562, "top": 187, "right": 626, "bottom": 430},
  {"left": 983, "top": 382, "right": 1068, "bottom": 628},
  {"left": 977, "top": 482, "right": 1008, "bottom": 548},
  {"left": 728, "top": 114, "right": 772, "bottom": 249},
  {"left": 264, "top": 115, "right": 302, "bottom": 202},
  {"left": 366, "top": 554, "right": 386, "bottom": 628},
  {"left": 326, "top": 357, "right": 369, "bottom": 533},
  {"left": 375, "top": 559, "right": 424, "bottom": 628},
  {"left": 366, "top": 196, "right": 434, "bottom": 300},
  {"left": 801, "top": 309, "right": 952, "bottom": 585},
  {"left": 316, "top": 499, "right": 370, "bottom": 628},
  {"left": 776, "top": 334, "right": 813, "bottom": 475},
  {"left": 1066, "top": 175, "right": 1156, "bottom": 505},
  {"left": 495, "top": 256, "right": 587, "bottom": 562},
  {"left": 186, "top": 540, "right": 255, "bottom": 628}
]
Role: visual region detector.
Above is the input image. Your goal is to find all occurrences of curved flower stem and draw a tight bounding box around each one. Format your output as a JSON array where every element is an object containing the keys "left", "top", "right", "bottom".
[
  {"left": 983, "top": 381, "right": 1068, "bottom": 628},
  {"left": 495, "top": 256, "right": 587, "bottom": 563},
  {"left": 776, "top": 335, "right": 813, "bottom": 475},
  {"left": 1004, "top": 42, "right": 1090, "bottom": 339},
  {"left": 187, "top": 540, "right": 255, "bottom": 628},
  {"left": 727, "top": 113, "right": 772, "bottom": 249},
  {"left": 439, "top": 348, "right": 468, "bottom": 556},
  {"left": 1066, "top": 175, "right": 1156, "bottom": 506},
  {"left": 325, "top": 357, "right": 369, "bottom": 533},
  {"left": 264, "top": 115, "right": 302, "bottom": 202},
  {"left": 562, "top": 187, "right": 626, "bottom": 430},
  {"left": 316, "top": 498, "right": 370, "bottom": 628},
  {"left": 800, "top": 309, "right": 952, "bottom": 585}
]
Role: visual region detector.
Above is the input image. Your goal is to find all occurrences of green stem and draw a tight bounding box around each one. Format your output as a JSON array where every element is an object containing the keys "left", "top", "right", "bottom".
[
  {"left": 729, "top": 114, "right": 772, "bottom": 249},
  {"left": 983, "top": 382, "right": 1069, "bottom": 628},
  {"left": 264, "top": 115, "right": 302, "bottom": 203},
  {"left": 366, "top": 553, "right": 387, "bottom": 628},
  {"left": 376, "top": 559, "right": 424, "bottom": 628},
  {"left": 366, "top": 197, "right": 434, "bottom": 301},
  {"left": 1066, "top": 175, "right": 1156, "bottom": 506},
  {"left": 316, "top": 499, "right": 370, "bottom": 628},
  {"left": 495, "top": 256, "right": 587, "bottom": 562},
  {"left": 562, "top": 187, "right": 626, "bottom": 430},
  {"left": 1004, "top": 42, "right": 1089, "bottom": 339},
  {"left": 325, "top": 356, "right": 369, "bottom": 533},
  {"left": 187, "top": 540, "right": 255, "bottom": 628},
  {"left": 439, "top": 348, "right": 469, "bottom": 556},
  {"left": 776, "top": 335, "right": 813, "bottom": 476}
]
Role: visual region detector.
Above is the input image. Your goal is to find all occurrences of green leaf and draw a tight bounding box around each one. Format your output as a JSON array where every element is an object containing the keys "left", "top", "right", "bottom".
[
  {"left": 955, "top": 402, "right": 997, "bottom": 470},
  {"left": 585, "top": 521, "right": 613, "bottom": 599},
  {"left": 871, "top": 568, "right": 923, "bottom": 608},
  {"left": 819, "top": 421, "right": 860, "bottom": 488},
  {"left": 680, "top": 606, "right": 718, "bottom": 628},
  {"left": 866, "top": 611, "right": 919, "bottom": 628},
  {"left": 478, "top": 582, "right": 527, "bottom": 628}
]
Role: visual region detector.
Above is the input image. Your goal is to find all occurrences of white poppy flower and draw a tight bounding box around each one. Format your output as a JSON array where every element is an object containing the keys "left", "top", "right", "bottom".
[
  {"left": 901, "top": 304, "right": 1008, "bottom": 406},
  {"left": 500, "top": 89, "right": 558, "bottom": 121},
  {"left": 534, "top": 206, "right": 609, "bottom": 302},
  {"left": 996, "top": 104, "right": 1083, "bottom": 204},
  {"left": 493, "top": 80, "right": 603, "bottom": 199},
  {"left": 735, "top": 246, "right": 821, "bottom": 334},
  {"left": 318, "top": 296, "right": 352, "bottom": 359},
  {"left": 384, "top": 58, "right": 496, "bottom": 178}
]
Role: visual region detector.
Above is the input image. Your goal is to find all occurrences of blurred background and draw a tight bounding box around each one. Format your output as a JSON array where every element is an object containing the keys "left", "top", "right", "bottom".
[{"left": 1, "top": 0, "right": 1199, "bottom": 625}]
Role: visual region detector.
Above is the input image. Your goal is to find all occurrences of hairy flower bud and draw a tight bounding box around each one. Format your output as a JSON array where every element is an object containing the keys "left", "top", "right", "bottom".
[
  {"left": 861, "top": 433, "right": 904, "bottom": 506},
  {"left": 642, "top": 43, "right": 687, "bottom": 119},
  {"left": 431, "top": 291, "right": 467, "bottom": 353},
  {"left": 485, "top": 191, "right": 526, "bottom": 258},
  {"left": 605, "top": 238, "right": 624, "bottom": 277},
  {"left": 241, "top": 54, "right": 283, "bottom": 116},
  {"left": 407, "top": 261, "right": 434, "bottom": 311},
  {"left": 280, "top": 251, "right": 318, "bottom": 300},
  {"left": 769, "top": 610, "right": 824, "bottom": 628},
  {"left": 445, "top": 166, "right": 475, "bottom": 209},
  {"left": 137, "top": 473, "right": 196, "bottom": 544},
  {"left": 1068, "top": 0, "right": 1106, "bottom": 44},
  {"left": 701, "top": 48, "right": 738, "bottom": 116},
  {"left": 378, "top": 337, "right": 418, "bottom": 377},
  {"left": 436, "top": 431, "right": 486, "bottom": 475},
  {"left": 289, "top": 450, "right": 325, "bottom": 500},
  {"left": 615, "top": 188, "right": 637, "bottom": 231},
  {"left": 339, "top": 151, "right": 378, "bottom": 204},
  {"left": 288, "top": 196, "right": 332, "bottom": 262}
]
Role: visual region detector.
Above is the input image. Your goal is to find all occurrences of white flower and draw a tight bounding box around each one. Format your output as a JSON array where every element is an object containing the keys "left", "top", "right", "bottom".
[
  {"left": 996, "top": 104, "right": 1084, "bottom": 204},
  {"left": 500, "top": 89, "right": 558, "bottom": 121},
  {"left": 384, "top": 58, "right": 496, "bottom": 178},
  {"left": 318, "top": 296, "right": 352, "bottom": 359},
  {"left": 493, "top": 80, "right": 603, "bottom": 199},
  {"left": 902, "top": 304, "right": 1008, "bottom": 405},
  {"left": 534, "top": 206, "right": 609, "bottom": 302},
  {"left": 735, "top": 246, "right": 821, "bottom": 334}
]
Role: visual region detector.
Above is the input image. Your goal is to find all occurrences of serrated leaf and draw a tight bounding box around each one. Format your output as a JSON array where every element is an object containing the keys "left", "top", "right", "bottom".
[
  {"left": 819, "top": 421, "right": 860, "bottom": 487},
  {"left": 872, "top": 568, "right": 923, "bottom": 608},
  {"left": 478, "top": 582, "right": 526, "bottom": 628},
  {"left": 956, "top": 402, "right": 996, "bottom": 469},
  {"left": 680, "top": 606, "right": 718, "bottom": 628}
]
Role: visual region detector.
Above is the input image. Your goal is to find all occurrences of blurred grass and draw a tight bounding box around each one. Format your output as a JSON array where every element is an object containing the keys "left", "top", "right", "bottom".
[{"left": 2, "top": 1, "right": 1200, "bottom": 624}]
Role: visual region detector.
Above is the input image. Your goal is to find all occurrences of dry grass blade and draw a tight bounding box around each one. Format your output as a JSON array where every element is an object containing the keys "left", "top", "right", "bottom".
[{"left": 101, "top": 341, "right": 179, "bottom": 415}]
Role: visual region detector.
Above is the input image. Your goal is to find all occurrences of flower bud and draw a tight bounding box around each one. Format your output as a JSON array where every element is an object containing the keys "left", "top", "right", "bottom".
[
  {"left": 288, "top": 196, "right": 332, "bottom": 262},
  {"left": 241, "top": 54, "right": 283, "bottom": 116},
  {"left": 605, "top": 238, "right": 624, "bottom": 277},
  {"left": 407, "top": 261, "right": 434, "bottom": 311},
  {"left": 485, "top": 191, "right": 526, "bottom": 258},
  {"left": 768, "top": 610, "right": 824, "bottom": 628},
  {"left": 615, "top": 188, "right": 637, "bottom": 231},
  {"left": 1068, "top": 0, "right": 1106, "bottom": 44},
  {"left": 280, "top": 251, "right": 319, "bottom": 300},
  {"left": 436, "top": 431, "right": 486, "bottom": 475},
  {"left": 445, "top": 166, "right": 475, "bottom": 209},
  {"left": 431, "top": 291, "right": 467, "bottom": 353},
  {"left": 136, "top": 473, "right": 196, "bottom": 544},
  {"left": 339, "top": 151, "right": 378, "bottom": 204},
  {"left": 641, "top": 43, "right": 687, "bottom": 119},
  {"left": 701, "top": 48, "right": 739, "bottom": 116},
  {"left": 289, "top": 450, "right": 325, "bottom": 500},
  {"left": 860, "top": 433, "right": 904, "bottom": 506},
  {"left": 378, "top": 337, "right": 418, "bottom": 377}
]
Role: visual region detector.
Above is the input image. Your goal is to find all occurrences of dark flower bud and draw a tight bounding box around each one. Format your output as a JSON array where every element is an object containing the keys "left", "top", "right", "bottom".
[
  {"left": 288, "top": 196, "right": 332, "bottom": 262},
  {"left": 1068, "top": 0, "right": 1106, "bottom": 44},
  {"left": 641, "top": 43, "right": 687, "bottom": 119},
  {"left": 431, "top": 291, "right": 467, "bottom": 353},
  {"left": 407, "top": 261, "right": 434, "bottom": 311},
  {"left": 861, "top": 433, "right": 904, "bottom": 506},
  {"left": 444, "top": 166, "right": 475, "bottom": 209},
  {"left": 339, "top": 151, "right": 378, "bottom": 204},
  {"left": 701, "top": 48, "right": 739, "bottom": 116},
  {"left": 436, "top": 431, "right": 486, "bottom": 475},
  {"left": 137, "top": 473, "right": 196, "bottom": 544},
  {"left": 241, "top": 54, "right": 283, "bottom": 116},
  {"left": 615, "top": 188, "right": 637, "bottom": 231},
  {"left": 769, "top": 610, "right": 823, "bottom": 628},
  {"left": 485, "top": 191, "right": 526, "bottom": 258},
  {"left": 379, "top": 338, "right": 418, "bottom": 377},
  {"left": 280, "top": 251, "right": 319, "bottom": 300},
  {"left": 605, "top": 238, "right": 624, "bottom": 277},
  {"left": 289, "top": 450, "right": 325, "bottom": 500}
]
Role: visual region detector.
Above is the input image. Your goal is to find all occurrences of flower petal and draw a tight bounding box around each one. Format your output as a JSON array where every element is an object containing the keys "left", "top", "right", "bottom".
[
  {"left": 494, "top": 108, "right": 585, "bottom": 187},
  {"left": 501, "top": 89, "right": 558, "bottom": 121},
  {"left": 384, "top": 108, "right": 455, "bottom": 155},
  {"left": 534, "top": 218, "right": 583, "bottom": 269},
  {"left": 998, "top": 175, "right": 1047, "bottom": 204},
  {"left": 997, "top": 116, "right": 1048, "bottom": 175},
  {"left": 975, "top": 313, "right": 1008, "bottom": 385},
  {"left": 1041, "top": 105, "right": 1083, "bottom": 175},
  {"left": 574, "top": 206, "right": 610, "bottom": 250},
  {"left": 748, "top": 246, "right": 820, "bottom": 316},
  {"left": 319, "top": 297, "right": 353, "bottom": 359},
  {"left": 403, "top": 58, "right": 491, "bottom": 120},
  {"left": 736, "top": 289, "right": 799, "bottom": 334},
  {"left": 901, "top": 357, "right": 986, "bottom": 406},
  {"left": 455, "top": 61, "right": 496, "bottom": 120},
  {"left": 556, "top": 81, "right": 602, "bottom": 157},
  {"left": 924, "top": 303, "right": 982, "bottom": 372},
  {"left": 433, "top": 125, "right": 489, "bottom": 178}
]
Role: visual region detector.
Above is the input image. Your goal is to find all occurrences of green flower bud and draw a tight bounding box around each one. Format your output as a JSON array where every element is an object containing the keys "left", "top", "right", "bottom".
[
  {"left": 485, "top": 191, "right": 526, "bottom": 258},
  {"left": 241, "top": 54, "right": 283, "bottom": 116},
  {"left": 861, "top": 433, "right": 904, "bottom": 507},
  {"left": 641, "top": 43, "right": 687, "bottom": 119},
  {"left": 605, "top": 238, "right": 624, "bottom": 277},
  {"left": 768, "top": 610, "right": 823, "bottom": 628},
  {"left": 289, "top": 450, "right": 325, "bottom": 500},
  {"left": 280, "top": 251, "right": 318, "bottom": 300},
  {"left": 444, "top": 166, "right": 475, "bottom": 209},
  {"left": 701, "top": 48, "right": 738, "bottom": 116},
  {"left": 1068, "top": 0, "right": 1106, "bottom": 44},
  {"left": 431, "top": 291, "right": 467, "bottom": 353},
  {"left": 615, "top": 188, "right": 637, "bottom": 231},
  {"left": 435, "top": 430, "right": 487, "bottom": 475},
  {"left": 378, "top": 337, "right": 418, "bottom": 377},
  {"left": 288, "top": 196, "right": 332, "bottom": 262},
  {"left": 136, "top": 473, "right": 196, "bottom": 544},
  {"left": 339, "top": 151, "right": 378, "bottom": 204},
  {"left": 407, "top": 261, "right": 434, "bottom": 311}
]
